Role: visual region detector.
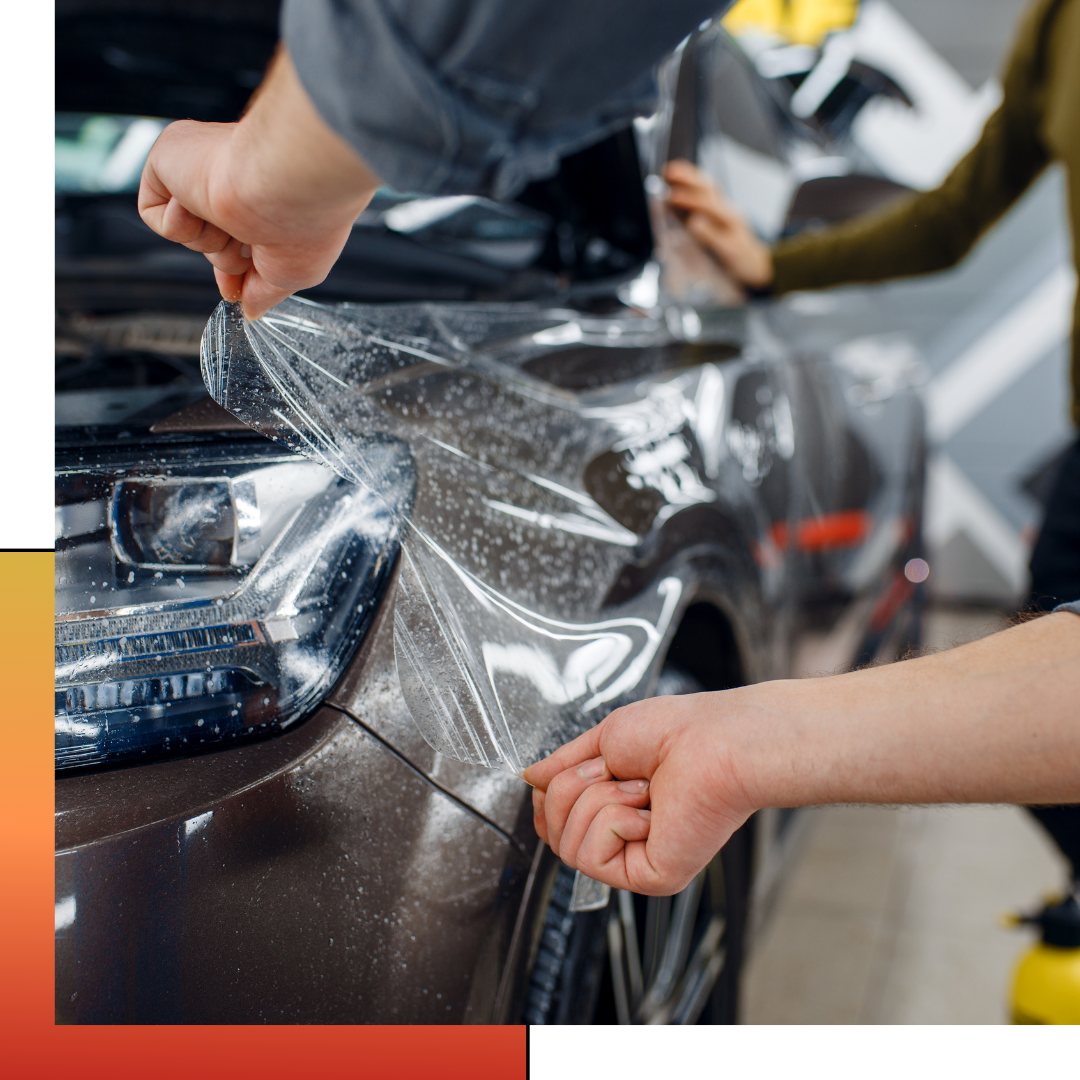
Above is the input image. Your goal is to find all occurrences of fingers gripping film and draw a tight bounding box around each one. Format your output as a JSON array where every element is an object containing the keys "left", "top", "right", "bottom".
[
  {"left": 558, "top": 779, "right": 651, "bottom": 866},
  {"left": 575, "top": 804, "right": 653, "bottom": 888}
]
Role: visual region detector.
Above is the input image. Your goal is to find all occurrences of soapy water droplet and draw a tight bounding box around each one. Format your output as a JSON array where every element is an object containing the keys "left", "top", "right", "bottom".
[{"left": 202, "top": 298, "right": 708, "bottom": 772}]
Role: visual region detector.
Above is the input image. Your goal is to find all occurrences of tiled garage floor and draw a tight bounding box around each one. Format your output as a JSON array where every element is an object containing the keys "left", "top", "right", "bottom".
[{"left": 742, "top": 607, "right": 1071, "bottom": 1024}]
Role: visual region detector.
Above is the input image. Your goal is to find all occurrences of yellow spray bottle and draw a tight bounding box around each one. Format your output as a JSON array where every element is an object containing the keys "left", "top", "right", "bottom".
[{"left": 1008, "top": 891, "right": 1080, "bottom": 1024}]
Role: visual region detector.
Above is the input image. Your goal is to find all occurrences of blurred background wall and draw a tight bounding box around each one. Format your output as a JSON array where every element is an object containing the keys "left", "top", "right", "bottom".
[
  {"left": 736, "top": 1, "right": 1074, "bottom": 1024},
  {"left": 890, "top": 0, "right": 1028, "bottom": 87},
  {"left": 888, "top": 0, "right": 1074, "bottom": 606},
  {"left": 839, "top": 1, "right": 1073, "bottom": 605}
]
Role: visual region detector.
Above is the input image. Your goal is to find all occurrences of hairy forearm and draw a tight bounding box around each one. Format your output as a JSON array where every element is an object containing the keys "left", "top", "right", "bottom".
[
  {"left": 526, "top": 612, "right": 1079, "bottom": 895},
  {"left": 138, "top": 45, "right": 380, "bottom": 318},
  {"left": 730, "top": 613, "right": 1080, "bottom": 811},
  {"left": 220, "top": 48, "right": 380, "bottom": 231}
]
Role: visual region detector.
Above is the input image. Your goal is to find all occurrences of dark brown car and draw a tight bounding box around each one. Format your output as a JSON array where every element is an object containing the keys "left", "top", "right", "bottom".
[{"left": 55, "top": 2, "right": 926, "bottom": 1024}]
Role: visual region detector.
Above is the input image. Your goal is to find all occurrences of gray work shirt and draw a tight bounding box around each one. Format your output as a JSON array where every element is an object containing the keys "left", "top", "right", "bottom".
[
  {"left": 281, "top": 0, "right": 729, "bottom": 199},
  {"left": 1056, "top": 600, "right": 1080, "bottom": 615}
]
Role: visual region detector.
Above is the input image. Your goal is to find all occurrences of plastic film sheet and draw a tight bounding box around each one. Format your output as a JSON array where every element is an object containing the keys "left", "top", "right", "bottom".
[{"left": 201, "top": 297, "right": 746, "bottom": 776}]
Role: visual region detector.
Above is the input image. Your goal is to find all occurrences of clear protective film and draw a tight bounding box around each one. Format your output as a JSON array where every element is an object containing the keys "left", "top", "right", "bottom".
[{"left": 201, "top": 297, "right": 748, "bottom": 776}]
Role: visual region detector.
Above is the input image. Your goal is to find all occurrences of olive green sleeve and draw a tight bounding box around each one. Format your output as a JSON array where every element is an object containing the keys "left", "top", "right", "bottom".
[{"left": 770, "top": 0, "right": 1055, "bottom": 295}]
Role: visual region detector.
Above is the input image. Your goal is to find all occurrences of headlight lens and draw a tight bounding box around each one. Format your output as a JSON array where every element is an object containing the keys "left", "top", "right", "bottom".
[{"left": 55, "top": 439, "right": 410, "bottom": 770}]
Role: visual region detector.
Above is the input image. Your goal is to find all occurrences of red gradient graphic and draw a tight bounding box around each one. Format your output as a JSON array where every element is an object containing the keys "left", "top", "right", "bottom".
[{"left": 2, "top": 551, "right": 525, "bottom": 1076}]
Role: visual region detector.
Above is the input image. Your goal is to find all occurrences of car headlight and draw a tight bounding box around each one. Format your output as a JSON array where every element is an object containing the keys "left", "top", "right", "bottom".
[{"left": 55, "top": 438, "right": 411, "bottom": 770}]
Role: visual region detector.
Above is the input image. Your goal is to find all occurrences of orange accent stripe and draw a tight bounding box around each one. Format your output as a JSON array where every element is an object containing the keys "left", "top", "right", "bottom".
[{"left": 771, "top": 510, "right": 873, "bottom": 552}]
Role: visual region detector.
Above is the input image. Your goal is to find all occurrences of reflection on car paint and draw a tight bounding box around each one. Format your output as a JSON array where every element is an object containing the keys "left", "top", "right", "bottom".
[{"left": 203, "top": 298, "right": 755, "bottom": 774}]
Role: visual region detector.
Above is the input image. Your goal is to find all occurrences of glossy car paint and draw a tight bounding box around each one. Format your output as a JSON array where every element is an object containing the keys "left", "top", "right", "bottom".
[
  {"left": 56, "top": 304, "right": 922, "bottom": 1021},
  {"left": 55, "top": 6, "right": 927, "bottom": 1023},
  {"left": 56, "top": 587, "right": 535, "bottom": 1024}
]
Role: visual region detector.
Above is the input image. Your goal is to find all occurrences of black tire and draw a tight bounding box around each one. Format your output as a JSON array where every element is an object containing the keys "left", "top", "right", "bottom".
[
  {"left": 521, "top": 666, "right": 753, "bottom": 1024},
  {"left": 522, "top": 863, "right": 611, "bottom": 1025}
]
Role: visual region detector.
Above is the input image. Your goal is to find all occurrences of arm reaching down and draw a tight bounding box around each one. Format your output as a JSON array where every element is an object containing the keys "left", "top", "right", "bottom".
[
  {"left": 525, "top": 610, "right": 1080, "bottom": 896},
  {"left": 138, "top": 47, "right": 381, "bottom": 320},
  {"left": 138, "top": 1, "right": 730, "bottom": 319}
]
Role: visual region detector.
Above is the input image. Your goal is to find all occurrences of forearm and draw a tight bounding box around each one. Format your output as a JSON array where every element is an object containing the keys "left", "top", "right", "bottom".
[
  {"left": 220, "top": 48, "right": 380, "bottom": 232},
  {"left": 731, "top": 612, "right": 1080, "bottom": 810},
  {"left": 770, "top": 187, "right": 950, "bottom": 295},
  {"left": 772, "top": 124, "right": 1039, "bottom": 294},
  {"left": 771, "top": 5, "right": 1053, "bottom": 299},
  {"left": 526, "top": 611, "right": 1080, "bottom": 894},
  {"left": 139, "top": 46, "right": 381, "bottom": 319}
]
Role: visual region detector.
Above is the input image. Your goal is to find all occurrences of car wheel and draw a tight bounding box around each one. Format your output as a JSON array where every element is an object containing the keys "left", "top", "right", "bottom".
[{"left": 521, "top": 666, "right": 753, "bottom": 1024}]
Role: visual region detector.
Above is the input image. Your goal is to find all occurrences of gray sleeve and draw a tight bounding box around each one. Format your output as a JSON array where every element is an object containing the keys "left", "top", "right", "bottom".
[
  {"left": 281, "top": 0, "right": 726, "bottom": 199},
  {"left": 1054, "top": 600, "right": 1080, "bottom": 616}
]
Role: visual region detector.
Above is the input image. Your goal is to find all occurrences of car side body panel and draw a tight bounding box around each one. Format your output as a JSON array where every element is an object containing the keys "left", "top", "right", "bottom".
[{"left": 55, "top": 704, "right": 531, "bottom": 1023}]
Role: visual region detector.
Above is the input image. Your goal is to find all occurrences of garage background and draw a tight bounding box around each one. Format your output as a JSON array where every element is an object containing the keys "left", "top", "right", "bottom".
[
  {"left": 831, "top": 0, "right": 1074, "bottom": 605},
  {"left": 740, "top": 0, "right": 1074, "bottom": 1024}
]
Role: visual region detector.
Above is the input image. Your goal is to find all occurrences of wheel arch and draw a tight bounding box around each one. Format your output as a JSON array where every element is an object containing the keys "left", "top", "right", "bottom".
[{"left": 663, "top": 598, "right": 747, "bottom": 692}]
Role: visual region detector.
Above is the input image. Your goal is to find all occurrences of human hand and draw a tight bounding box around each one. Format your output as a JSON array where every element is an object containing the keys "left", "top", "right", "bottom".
[
  {"left": 526, "top": 611, "right": 1080, "bottom": 897},
  {"left": 523, "top": 692, "right": 755, "bottom": 895},
  {"left": 664, "top": 159, "right": 773, "bottom": 290},
  {"left": 138, "top": 48, "right": 379, "bottom": 321}
]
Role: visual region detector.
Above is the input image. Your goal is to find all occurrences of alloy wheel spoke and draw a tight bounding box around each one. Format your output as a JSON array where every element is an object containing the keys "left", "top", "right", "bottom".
[
  {"left": 671, "top": 914, "right": 727, "bottom": 1024},
  {"left": 607, "top": 913, "right": 633, "bottom": 1025},
  {"left": 618, "top": 889, "right": 645, "bottom": 1010},
  {"left": 637, "top": 872, "right": 705, "bottom": 1021}
]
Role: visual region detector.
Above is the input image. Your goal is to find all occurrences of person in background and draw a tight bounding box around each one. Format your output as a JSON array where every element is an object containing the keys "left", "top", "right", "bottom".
[
  {"left": 661, "top": 0, "right": 1080, "bottom": 879},
  {"left": 668, "top": 0, "right": 1079, "bottom": 608}
]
